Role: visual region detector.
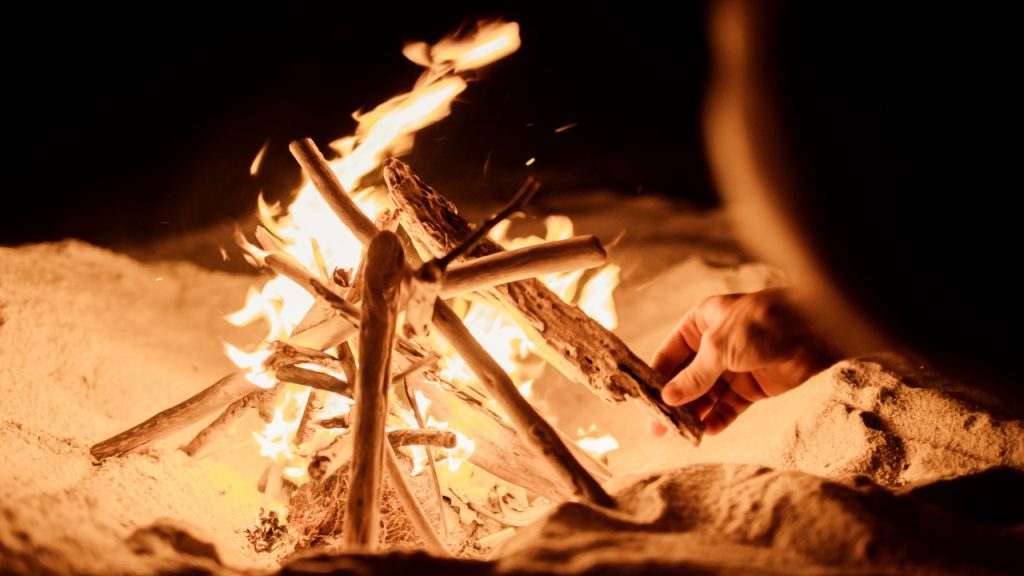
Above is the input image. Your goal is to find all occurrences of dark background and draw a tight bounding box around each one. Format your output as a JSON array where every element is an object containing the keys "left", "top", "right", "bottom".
[
  {"left": 6, "top": 3, "right": 713, "bottom": 248},
  {"left": 5, "top": 3, "right": 1018, "bottom": 389}
]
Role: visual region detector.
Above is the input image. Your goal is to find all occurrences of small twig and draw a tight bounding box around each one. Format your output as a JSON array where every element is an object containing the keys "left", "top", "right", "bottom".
[
  {"left": 405, "top": 379, "right": 449, "bottom": 538},
  {"left": 435, "top": 177, "right": 540, "bottom": 269},
  {"left": 310, "top": 238, "right": 329, "bottom": 282}
]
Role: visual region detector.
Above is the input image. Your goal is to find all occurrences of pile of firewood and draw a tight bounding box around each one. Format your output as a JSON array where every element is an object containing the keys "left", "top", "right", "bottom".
[{"left": 89, "top": 139, "right": 702, "bottom": 555}]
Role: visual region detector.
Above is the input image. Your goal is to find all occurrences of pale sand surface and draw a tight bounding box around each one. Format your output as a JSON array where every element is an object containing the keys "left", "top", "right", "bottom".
[{"left": 2, "top": 194, "right": 1021, "bottom": 574}]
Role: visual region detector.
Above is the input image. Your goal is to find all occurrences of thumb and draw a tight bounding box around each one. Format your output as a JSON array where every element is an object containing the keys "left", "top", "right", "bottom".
[{"left": 661, "top": 345, "right": 722, "bottom": 406}]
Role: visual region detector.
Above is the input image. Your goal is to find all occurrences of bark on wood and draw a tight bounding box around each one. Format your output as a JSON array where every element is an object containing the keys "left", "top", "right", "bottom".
[
  {"left": 383, "top": 158, "right": 703, "bottom": 444},
  {"left": 343, "top": 231, "right": 404, "bottom": 551},
  {"left": 91, "top": 372, "right": 257, "bottom": 461}
]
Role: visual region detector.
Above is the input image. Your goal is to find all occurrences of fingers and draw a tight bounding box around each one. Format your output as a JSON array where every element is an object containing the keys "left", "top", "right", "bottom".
[
  {"left": 703, "top": 388, "right": 754, "bottom": 435},
  {"left": 650, "top": 310, "right": 698, "bottom": 380},
  {"left": 661, "top": 342, "right": 723, "bottom": 406},
  {"left": 687, "top": 379, "right": 729, "bottom": 419}
]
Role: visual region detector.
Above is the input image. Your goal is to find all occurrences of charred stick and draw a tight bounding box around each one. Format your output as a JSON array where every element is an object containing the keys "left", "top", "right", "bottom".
[
  {"left": 435, "top": 177, "right": 539, "bottom": 268},
  {"left": 343, "top": 232, "right": 404, "bottom": 551}
]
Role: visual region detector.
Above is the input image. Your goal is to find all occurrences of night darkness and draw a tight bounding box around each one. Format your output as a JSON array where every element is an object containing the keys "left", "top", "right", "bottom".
[{"left": 8, "top": 3, "right": 712, "bottom": 247}]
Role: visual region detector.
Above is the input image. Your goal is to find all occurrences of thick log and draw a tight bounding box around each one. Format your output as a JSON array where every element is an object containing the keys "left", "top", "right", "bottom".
[
  {"left": 91, "top": 372, "right": 257, "bottom": 461},
  {"left": 343, "top": 232, "right": 404, "bottom": 551},
  {"left": 383, "top": 158, "right": 703, "bottom": 444}
]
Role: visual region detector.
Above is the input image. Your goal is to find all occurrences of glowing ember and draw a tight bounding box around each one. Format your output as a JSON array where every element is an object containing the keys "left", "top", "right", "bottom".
[{"left": 576, "top": 424, "right": 620, "bottom": 460}]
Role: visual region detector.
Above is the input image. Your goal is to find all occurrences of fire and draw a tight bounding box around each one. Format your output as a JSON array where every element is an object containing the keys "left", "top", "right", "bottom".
[
  {"left": 220, "top": 18, "right": 623, "bottom": 519},
  {"left": 576, "top": 424, "right": 620, "bottom": 460}
]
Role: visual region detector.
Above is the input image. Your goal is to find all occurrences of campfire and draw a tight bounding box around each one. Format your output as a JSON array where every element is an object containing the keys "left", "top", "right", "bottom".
[
  {"left": 3, "top": 11, "right": 1023, "bottom": 576},
  {"left": 87, "top": 19, "right": 698, "bottom": 557}
]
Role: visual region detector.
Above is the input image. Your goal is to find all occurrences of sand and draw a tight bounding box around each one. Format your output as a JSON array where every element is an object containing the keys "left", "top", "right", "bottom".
[{"left": 2, "top": 196, "right": 1022, "bottom": 574}]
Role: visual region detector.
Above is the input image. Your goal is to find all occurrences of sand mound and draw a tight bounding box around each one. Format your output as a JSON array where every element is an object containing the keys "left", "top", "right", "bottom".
[
  {"left": 496, "top": 464, "right": 1024, "bottom": 575},
  {"left": 0, "top": 241, "right": 268, "bottom": 575}
]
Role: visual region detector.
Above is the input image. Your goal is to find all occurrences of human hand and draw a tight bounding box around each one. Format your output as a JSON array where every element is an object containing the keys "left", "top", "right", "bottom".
[{"left": 650, "top": 288, "right": 838, "bottom": 436}]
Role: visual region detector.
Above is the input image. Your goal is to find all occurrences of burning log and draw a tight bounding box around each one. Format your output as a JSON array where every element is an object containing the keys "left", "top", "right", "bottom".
[
  {"left": 291, "top": 138, "right": 614, "bottom": 507},
  {"left": 383, "top": 158, "right": 703, "bottom": 444},
  {"left": 343, "top": 231, "right": 405, "bottom": 551}
]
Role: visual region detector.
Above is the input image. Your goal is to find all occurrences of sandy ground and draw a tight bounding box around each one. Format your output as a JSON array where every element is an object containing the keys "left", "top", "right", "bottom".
[{"left": 2, "top": 194, "right": 1022, "bottom": 574}]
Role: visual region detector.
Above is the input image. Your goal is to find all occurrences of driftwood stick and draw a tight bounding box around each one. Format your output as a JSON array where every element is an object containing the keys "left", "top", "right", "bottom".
[
  {"left": 343, "top": 232, "right": 404, "bottom": 551},
  {"left": 404, "top": 378, "right": 448, "bottom": 538},
  {"left": 290, "top": 138, "right": 379, "bottom": 245},
  {"left": 182, "top": 386, "right": 278, "bottom": 457},
  {"left": 387, "top": 428, "right": 457, "bottom": 449},
  {"left": 91, "top": 372, "right": 258, "bottom": 461},
  {"left": 404, "top": 261, "right": 445, "bottom": 340},
  {"left": 382, "top": 443, "right": 450, "bottom": 556},
  {"left": 294, "top": 388, "right": 328, "bottom": 446},
  {"left": 432, "top": 302, "right": 615, "bottom": 507},
  {"left": 440, "top": 236, "right": 606, "bottom": 297},
  {"left": 384, "top": 158, "right": 703, "bottom": 444}
]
